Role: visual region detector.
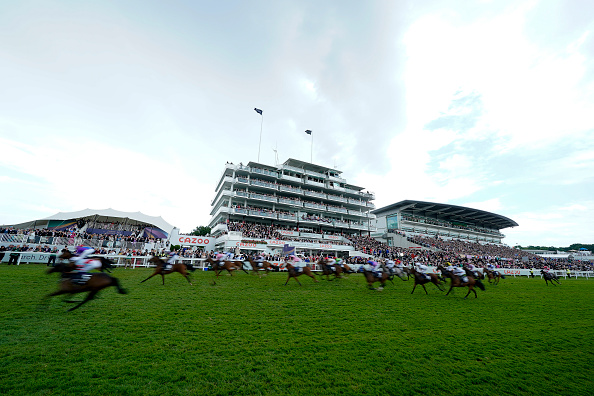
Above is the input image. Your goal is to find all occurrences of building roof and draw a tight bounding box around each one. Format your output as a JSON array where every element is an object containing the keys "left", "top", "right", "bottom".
[
  {"left": 14, "top": 208, "right": 175, "bottom": 232},
  {"left": 372, "top": 200, "right": 518, "bottom": 230},
  {"left": 282, "top": 158, "right": 343, "bottom": 175}
]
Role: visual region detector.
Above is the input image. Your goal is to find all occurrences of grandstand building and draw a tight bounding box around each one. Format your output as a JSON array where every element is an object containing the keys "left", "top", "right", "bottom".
[
  {"left": 372, "top": 200, "right": 518, "bottom": 246},
  {"left": 208, "top": 159, "right": 376, "bottom": 255}
]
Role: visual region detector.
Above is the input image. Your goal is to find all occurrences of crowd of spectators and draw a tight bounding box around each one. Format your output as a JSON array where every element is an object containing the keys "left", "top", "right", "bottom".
[{"left": 401, "top": 214, "right": 502, "bottom": 236}]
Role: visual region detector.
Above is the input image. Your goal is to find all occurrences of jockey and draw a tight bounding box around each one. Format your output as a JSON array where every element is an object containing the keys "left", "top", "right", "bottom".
[
  {"left": 366, "top": 259, "right": 381, "bottom": 275},
  {"left": 466, "top": 262, "right": 479, "bottom": 278},
  {"left": 70, "top": 246, "right": 101, "bottom": 284},
  {"left": 254, "top": 253, "right": 265, "bottom": 267},
  {"left": 415, "top": 262, "right": 430, "bottom": 280},
  {"left": 385, "top": 259, "right": 395, "bottom": 274},
  {"left": 286, "top": 254, "right": 303, "bottom": 272},
  {"left": 164, "top": 251, "right": 179, "bottom": 270},
  {"left": 452, "top": 266, "right": 468, "bottom": 283},
  {"left": 215, "top": 252, "right": 226, "bottom": 263},
  {"left": 395, "top": 260, "right": 404, "bottom": 270},
  {"left": 324, "top": 256, "right": 336, "bottom": 271},
  {"left": 224, "top": 251, "right": 234, "bottom": 261}
]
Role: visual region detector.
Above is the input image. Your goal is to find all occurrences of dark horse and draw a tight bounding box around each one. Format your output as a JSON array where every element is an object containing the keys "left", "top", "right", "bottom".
[
  {"left": 439, "top": 266, "right": 486, "bottom": 298},
  {"left": 245, "top": 257, "right": 278, "bottom": 277},
  {"left": 362, "top": 268, "right": 392, "bottom": 291},
  {"left": 315, "top": 259, "right": 345, "bottom": 281},
  {"left": 204, "top": 257, "right": 248, "bottom": 277},
  {"left": 45, "top": 262, "right": 127, "bottom": 311},
  {"left": 541, "top": 270, "right": 560, "bottom": 286},
  {"left": 140, "top": 256, "right": 196, "bottom": 285},
  {"left": 58, "top": 250, "right": 114, "bottom": 273},
  {"left": 483, "top": 267, "right": 505, "bottom": 285},
  {"left": 410, "top": 268, "right": 444, "bottom": 295},
  {"left": 284, "top": 263, "right": 319, "bottom": 286}
]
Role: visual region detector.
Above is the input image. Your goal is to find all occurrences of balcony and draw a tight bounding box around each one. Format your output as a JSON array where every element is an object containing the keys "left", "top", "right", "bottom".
[
  {"left": 236, "top": 165, "right": 251, "bottom": 172},
  {"left": 250, "top": 193, "right": 277, "bottom": 203},
  {"left": 366, "top": 202, "right": 375, "bottom": 209},
  {"left": 327, "top": 175, "right": 346, "bottom": 183},
  {"left": 279, "top": 174, "right": 301, "bottom": 183},
  {"left": 251, "top": 167, "right": 279, "bottom": 178},
  {"left": 250, "top": 180, "right": 278, "bottom": 190},
  {"left": 304, "top": 179, "right": 324, "bottom": 187},
  {"left": 282, "top": 165, "right": 304, "bottom": 173},
  {"left": 234, "top": 191, "right": 249, "bottom": 198},
  {"left": 305, "top": 170, "right": 325, "bottom": 178},
  {"left": 304, "top": 190, "right": 326, "bottom": 199},
  {"left": 278, "top": 198, "right": 303, "bottom": 207},
  {"left": 248, "top": 210, "right": 277, "bottom": 219},
  {"left": 327, "top": 207, "right": 348, "bottom": 214},
  {"left": 344, "top": 188, "right": 360, "bottom": 195},
  {"left": 304, "top": 202, "right": 326, "bottom": 210},
  {"left": 279, "top": 185, "right": 303, "bottom": 194},
  {"left": 348, "top": 199, "right": 362, "bottom": 205},
  {"left": 236, "top": 177, "right": 249, "bottom": 185},
  {"left": 233, "top": 208, "right": 248, "bottom": 215},
  {"left": 348, "top": 210, "right": 363, "bottom": 216},
  {"left": 327, "top": 194, "right": 347, "bottom": 203},
  {"left": 278, "top": 214, "right": 297, "bottom": 221},
  {"left": 329, "top": 185, "right": 345, "bottom": 192}
]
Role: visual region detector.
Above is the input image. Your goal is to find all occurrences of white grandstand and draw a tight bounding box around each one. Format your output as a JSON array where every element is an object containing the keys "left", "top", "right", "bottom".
[{"left": 207, "top": 158, "right": 377, "bottom": 256}]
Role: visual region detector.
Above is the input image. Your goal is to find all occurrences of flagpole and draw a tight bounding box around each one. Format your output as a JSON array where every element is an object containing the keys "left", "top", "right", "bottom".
[
  {"left": 310, "top": 132, "right": 313, "bottom": 163},
  {"left": 258, "top": 113, "right": 263, "bottom": 162}
]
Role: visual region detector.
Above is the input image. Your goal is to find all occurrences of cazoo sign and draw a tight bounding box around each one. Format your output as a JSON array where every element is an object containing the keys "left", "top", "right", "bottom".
[{"left": 177, "top": 236, "right": 212, "bottom": 247}]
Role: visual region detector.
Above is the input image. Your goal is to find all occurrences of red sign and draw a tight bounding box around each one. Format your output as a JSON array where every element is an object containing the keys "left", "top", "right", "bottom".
[{"left": 177, "top": 236, "right": 210, "bottom": 246}]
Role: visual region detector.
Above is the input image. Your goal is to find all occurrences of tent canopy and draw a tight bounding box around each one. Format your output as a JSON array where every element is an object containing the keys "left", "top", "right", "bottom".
[{"left": 13, "top": 208, "right": 175, "bottom": 233}]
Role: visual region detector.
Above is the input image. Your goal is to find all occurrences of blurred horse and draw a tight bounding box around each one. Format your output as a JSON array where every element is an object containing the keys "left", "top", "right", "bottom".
[
  {"left": 541, "top": 270, "right": 560, "bottom": 286},
  {"left": 140, "top": 256, "right": 195, "bottom": 285},
  {"left": 483, "top": 267, "right": 505, "bottom": 285},
  {"left": 362, "top": 267, "right": 392, "bottom": 291},
  {"left": 410, "top": 268, "right": 444, "bottom": 295},
  {"left": 45, "top": 262, "right": 127, "bottom": 311},
  {"left": 245, "top": 257, "right": 278, "bottom": 277},
  {"left": 439, "top": 266, "right": 485, "bottom": 298},
  {"left": 284, "top": 263, "right": 319, "bottom": 286},
  {"left": 204, "top": 257, "right": 246, "bottom": 277},
  {"left": 315, "top": 259, "right": 344, "bottom": 281}
]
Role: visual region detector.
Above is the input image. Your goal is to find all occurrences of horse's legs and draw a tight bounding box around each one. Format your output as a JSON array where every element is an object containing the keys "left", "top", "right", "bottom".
[
  {"left": 411, "top": 282, "right": 417, "bottom": 294},
  {"left": 464, "top": 286, "right": 472, "bottom": 299},
  {"left": 421, "top": 284, "right": 428, "bottom": 295},
  {"left": 161, "top": 274, "right": 165, "bottom": 285},
  {"left": 284, "top": 275, "right": 291, "bottom": 286},
  {"left": 446, "top": 285, "right": 453, "bottom": 296},
  {"left": 68, "top": 290, "right": 99, "bottom": 312},
  {"left": 140, "top": 271, "right": 159, "bottom": 283}
]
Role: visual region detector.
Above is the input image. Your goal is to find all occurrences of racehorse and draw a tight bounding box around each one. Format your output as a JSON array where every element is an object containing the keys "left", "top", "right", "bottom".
[
  {"left": 204, "top": 257, "right": 247, "bottom": 277},
  {"left": 245, "top": 257, "right": 278, "bottom": 277},
  {"left": 362, "top": 268, "right": 392, "bottom": 291},
  {"left": 284, "top": 263, "right": 319, "bottom": 286},
  {"left": 382, "top": 264, "right": 409, "bottom": 281},
  {"left": 45, "top": 262, "right": 127, "bottom": 311},
  {"left": 483, "top": 267, "right": 505, "bottom": 285},
  {"left": 58, "top": 250, "right": 114, "bottom": 273},
  {"left": 410, "top": 268, "right": 444, "bottom": 295},
  {"left": 315, "top": 259, "right": 345, "bottom": 281},
  {"left": 140, "top": 256, "right": 195, "bottom": 285},
  {"left": 541, "top": 270, "right": 560, "bottom": 286},
  {"left": 439, "top": 266, "right": 485, "bottom": 298}
]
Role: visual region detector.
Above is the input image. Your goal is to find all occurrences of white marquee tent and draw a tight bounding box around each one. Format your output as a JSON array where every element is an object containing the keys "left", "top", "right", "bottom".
[{"left": 9, "top": 208, "right": 175, "bottom": 233}]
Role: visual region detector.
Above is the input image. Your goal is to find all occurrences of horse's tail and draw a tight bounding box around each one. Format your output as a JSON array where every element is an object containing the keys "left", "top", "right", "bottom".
[{"left": 476, "top": 279, "right": 486, "bottom": 291}]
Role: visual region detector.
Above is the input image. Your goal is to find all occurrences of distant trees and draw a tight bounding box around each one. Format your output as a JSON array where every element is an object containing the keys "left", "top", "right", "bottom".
[
  {"left": 517, "top": 243, "right": 594, "bottom": 252},
  {"left": 190, "top": 226, "right": 211, "bottom": 236}
]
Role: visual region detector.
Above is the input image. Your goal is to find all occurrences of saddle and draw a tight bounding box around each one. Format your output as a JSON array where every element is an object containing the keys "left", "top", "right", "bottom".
[{"left": 71, "top": 273, "right": 91, "bottom": 285}]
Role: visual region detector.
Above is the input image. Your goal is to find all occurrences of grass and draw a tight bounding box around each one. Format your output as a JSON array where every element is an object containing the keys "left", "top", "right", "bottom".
[{"left": 0, "top": 265, "right": 592, "bottom": 395}]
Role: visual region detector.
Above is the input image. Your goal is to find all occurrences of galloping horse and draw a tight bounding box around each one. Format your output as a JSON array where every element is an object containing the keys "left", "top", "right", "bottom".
[
  {"left": 439, "top": 266, "right": 485, "bottom": 298},
  {"left": 58, "top": 250, "right": 114, "bottom": 273},
  {"left": 45, "top": 262, "right": 127, "bottom": 311},
  {"left": 284, "top": 263, "right": 319, "bottom": 286},
  {"left": 362, "top": 268, "right": 392, "bottom": 291},
  {"left": 383, "top": 264, "right": 409, "bottom": 281},
  {"left": 410, "top": 268, "right": 444, "bottom": 295},
  {"left": 140, "top": 256, "right": 195, "bottom": 285},
  {"left": 245, "top": 257, "right": 278, "bottom": 277},
  {"left": 204, "top": 257, "right": 247, "bottom": 277},
  {"left": 483, "top": 267, "right": 505, "bottom": 285},
  {"left": 541, "top": 270, "right": 560, "bottom": 286},
  {"left": 315, "top": 259, "right": 345, "bottom": 281}
]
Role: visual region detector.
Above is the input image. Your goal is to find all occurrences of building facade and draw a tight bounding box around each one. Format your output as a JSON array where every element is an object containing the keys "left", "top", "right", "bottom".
[{"left": 208, "top": 159, "right": 376, "bottom": 255}]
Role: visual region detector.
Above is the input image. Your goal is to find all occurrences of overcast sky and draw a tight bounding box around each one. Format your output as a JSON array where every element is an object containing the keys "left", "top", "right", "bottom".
[{"left": 1, "top": 0, "right": 593, "bottom": 247}]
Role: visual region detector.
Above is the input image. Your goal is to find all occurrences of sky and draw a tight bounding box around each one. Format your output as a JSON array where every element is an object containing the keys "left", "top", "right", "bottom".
[{"left": 1, "top": 0, "right": 593, "bottom": 247}]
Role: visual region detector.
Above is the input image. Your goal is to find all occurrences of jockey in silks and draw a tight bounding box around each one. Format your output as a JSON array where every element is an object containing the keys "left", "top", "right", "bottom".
[
  {"left": 286, "top": 254, "right": 303, "bottom": 272},
  {"left": 164, "top": 251, "right": 179, "bottom": 271},
  {"left": 466, "top": 262, "right": 479, "bottom": 278},
  {"left": 486, "top": 262, "right": 499, "bottom": 276},
  {"left": 215, "top": 252, "right": 226, "bottom": 265},
  {"left": 415, "top": 262, "right": 430, "bottom": 280},
  {"left": 385, "top": 259, "right": 396, "bottom": 275},
  {"left": 254, "top": 253, "right": 266, "bottom": 268},
  {"left": 324, "top": 256, "right": 336, "bottom": 271},
  {"left": 70, "top": 246, "right": 101, "bottom": 284},
  {"left": 452, "top": 266, "right": 468, "bottom": 284},
  {"left": 366, "top": 259, "right": 382, "bottom": 277}
]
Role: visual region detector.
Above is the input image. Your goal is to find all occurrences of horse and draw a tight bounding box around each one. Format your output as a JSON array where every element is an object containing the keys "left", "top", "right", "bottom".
[
  {"left": 483, "top": 267, "right": 505, "bottom": 285},
  {"left": 204, "top": 257, "right": 247, "bottom": 277},
  {"left": 245, "top": 257, "right": 278, "bottom": 277},
  {"left": 58, "top": 250, "right": 114, "bottom": 273},
  {"left": 439, "top": 267, "right": 485, "bottom": 298},
  {"left": 284, "top": 263, "right": 319, "bottom": 286},
  {"left": 410, "top": 268, "right": 444, "bottom": 295},
  {"left": 382, "top": 264, "right": 409, "bottom": 281},
  {"left": 315, "top": 259, "right": 345, "bottom": 281},
  {"left": 362, "top": 268, "right": 392, "bottom": 291},
  {"left": 140, "top": 256, "right": 195, "bottom": 285},
  {"left": 45, "top": 262, "right": 127, "bottom": 311},
  {"left": 541, "top": 270, "right": 560, "bottom": 286}
]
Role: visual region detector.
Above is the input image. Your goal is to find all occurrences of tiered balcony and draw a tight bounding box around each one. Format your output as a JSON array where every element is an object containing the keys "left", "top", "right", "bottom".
[
  {"left": 304, "top": 190, "right": 327, "bottom": 199},
  {"left": 250, "top": 180, "right": 278, "bottom": 190},
  {"left": 278, "top": 197, "right": 303, "bottom": 207}
]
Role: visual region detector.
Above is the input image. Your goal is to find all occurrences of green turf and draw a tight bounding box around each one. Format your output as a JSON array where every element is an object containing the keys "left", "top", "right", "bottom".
[{"left": 0, "top": 265, "right": 592, "bottom": 395}]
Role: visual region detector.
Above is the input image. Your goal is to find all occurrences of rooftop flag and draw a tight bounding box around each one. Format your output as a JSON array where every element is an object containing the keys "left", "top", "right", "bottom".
[
  {"left": 254, "top": 108, "right": 263, "bottom": 115},
  {"left": 305, "top": 130, "right": 312, "bottom": 135}
]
